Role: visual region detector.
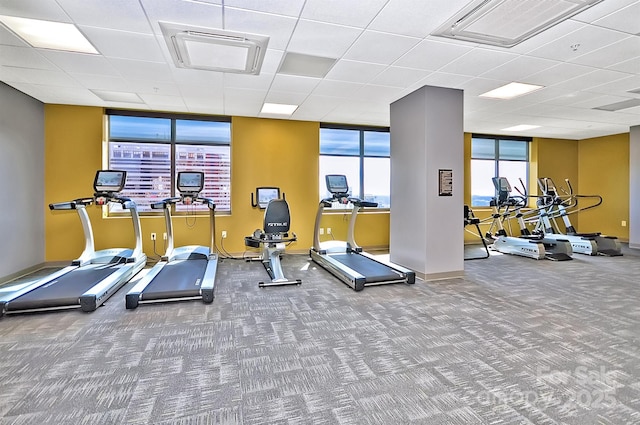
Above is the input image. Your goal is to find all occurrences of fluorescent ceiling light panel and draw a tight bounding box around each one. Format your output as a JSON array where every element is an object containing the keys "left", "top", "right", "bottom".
[
  {"left": 432, "top": 0, "right": 604, "bottom": 47},
  {"left": 278, "top": 52, "right": 337, "bottom": 78},
  {"left": 159, "top": 21, "right": 269, "bottom": 75},
  {"left": 0, "top": 15, "right": 98, "bottom": 54},
  {"left": 480, "top": 82, "right": 544, "bottom": 99},
  {"left": 502, "top": 124, "right": 540, "bottom": 131},
  {"left": 593, "top": 99, "right": 640, "bottom": 112},
  {"left": 91, "top": 90, "right": 144, "bottom": 103},
  {"left": 261, "top": 103, "right": 298, "bottom": 115}
]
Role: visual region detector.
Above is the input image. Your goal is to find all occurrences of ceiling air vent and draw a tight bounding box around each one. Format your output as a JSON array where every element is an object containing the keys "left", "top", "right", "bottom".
[
  {"left": 159, "top": 21, "right": 269, "bottom": 74},
  {"left": 432, "top": 0, "right": 604, "bottom": 47}
]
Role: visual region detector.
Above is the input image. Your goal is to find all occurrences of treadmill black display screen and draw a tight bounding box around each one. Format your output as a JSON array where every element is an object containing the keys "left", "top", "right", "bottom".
[
  {"left": 94, "top": 170, "right": 126, "bottom": 192},
  {"left": 326, "top": 174, "right": 349, "bottom": 194},
  {"left": 177, "top": 171, "right": 204, "bottom": 193}
]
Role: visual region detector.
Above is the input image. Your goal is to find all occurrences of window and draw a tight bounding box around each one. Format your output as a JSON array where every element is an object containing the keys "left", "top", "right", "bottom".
[
  {"left": 470, "top": 135, "right": 530, "bottom": 207},
  {"left": 319, "top": 125, "right": 390, "bottom": 208},
  {"left": 107, "top": 111, "right": 231, "bottom": 213}
]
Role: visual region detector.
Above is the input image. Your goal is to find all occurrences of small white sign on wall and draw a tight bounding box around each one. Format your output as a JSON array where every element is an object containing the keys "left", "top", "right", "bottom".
[{"left": 439, "top": 169, "right": 453, "bottom": 196}]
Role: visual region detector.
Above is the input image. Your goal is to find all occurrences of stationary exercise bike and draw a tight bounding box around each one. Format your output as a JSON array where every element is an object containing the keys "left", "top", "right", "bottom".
[{"left": 244, "top": 187, "right": 302, "bottom": 287}]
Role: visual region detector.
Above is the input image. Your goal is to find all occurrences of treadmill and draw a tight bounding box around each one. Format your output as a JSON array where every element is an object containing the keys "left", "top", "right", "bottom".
[
  {"left": 310, "top": 174, "right": 415, "bottom": 291},
  {"left": 125, "top": 171, "right": 218, "bottom": 309},
  {"left": 0, "top": 170, "right": 147, "bottom": 316}
]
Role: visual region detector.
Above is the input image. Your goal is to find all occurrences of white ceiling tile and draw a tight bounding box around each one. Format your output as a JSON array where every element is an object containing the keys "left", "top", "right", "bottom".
[
  {"left": 0, "top": 46, "right": 57, "bottom": 70},
  {"left": 224, "top": 72, "right": 275, "bottom": 90},
  {"left": 139, "top": 93, "right": 187, "bottom": 108},
  {"left": 0, "top": 24, "right": 28, "bottom": 47},
  {"left": 80, "top": 27, "right": 165, "bottom": 62},
  {"left": 325, "top": 60, "right": 386, "bottom": 83},
  {"left": 588, "top": 75, "right": 640, "bottom": 96},
  {"left": 300, "top": 0, "right": 387, "bottom": 28},
  {"left": 69, "top": 73, "right": 132, "bottom": 91},
  {"left": 138, "top": 0, "right": 223, "bottom": 34},
  {"left": 439, "top": 48, "right": 520, "bottom": 77},
  {"left": 179, "top": 80, "right": 224, "bottom": 97},
  {"left": 591, "top": 1, "right": 640, "bottom": 34},
  {"left": 4, "top": 68, "right": 79, "bottom": 87},
  {"left": 480, "top": 56, "right": 559, "bottom": 82},
  {"left": 352, "top": 84, "right": 402, "bottom": 103},
  {"left": 405, "top": 72, "right": 473, "bottom": 94},
  {"left": 551, "top": 69, "right": 631, "bottom": 92},
  {"left": 524, "top": 63, "right": 593, "bottom": 87},
  {"left": 0, "top": 0, "right": 69, "bottom": 21},
  {"left": 184, "top": 97, "right": 224, "bottom": 115},
  {"left": 528, "top": 25, "right": 628, "bottom": 62},
  {"left": 287, "top": 20, "right": 363, "bottom": 58},
  {"left": 568, "top": 94, "right": 635, "bottom": 109},
  {"left": 607, "top": 56, "right": 640, "bottom": 74},
  {"left": 0, "top": 65, "right": 27, "bottom": 83},
  {"left": 223, "top": 88, "right": 266, "bottom": 115},
  {"left": 109, "top": 59, "right": 174, "bottom": 82},
  {"left": 127, "top": 80, "right": 181, "bottom": 96},
  {"left": 312, "top": 80, "right": 365, "bottom": 97},
  {"left": 502, "top": 20, "right": 585, "bottom": 55},
  {"left": 56, "top": 0, "right": 152, "bottom": 34},
  {"left": 569, "top": 36, "right": 640, "bottom": 69},
  {"left": 572, "top": 0, "right": 639, "bottom": 24},
  {"left": 294, "top": 95, "right": 342, "bottom": 117},
  {"left": 39, "top": 51, "right": 120, "bottom": 76},
  {"left": 263, "top": 90, "right": 308, "bottom": 105},
  {"left": 370, "top": 67, "right": 431, "bottom": 88},
  {"left": 395, "top": 38, "right": 473, "bottom": 71},
  {"left": 370, "top": 0, "right": 471, "bottom": 38},
  {"left": 270, "top": 74, "right": 321, "bottom": 94},
  {"left": 222, "top": 8, "right": 297, "bottom": 50},
  {"left": 343, "top": 31, "right": 421, "bottom": 65},
  {"left": 224, "top": 0, "right": 305, "bottom": 17}
]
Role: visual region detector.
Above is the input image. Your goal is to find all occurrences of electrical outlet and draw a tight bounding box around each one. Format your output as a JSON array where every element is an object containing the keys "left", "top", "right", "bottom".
[
  {"left": 319, "top": 228, "right": 324, "bottom": 235},
  {"left": 221, "top": 230, "right": 227, "bottom": 239},
  {"left": 151, "top": 233, "right": 157, "bottom": 241},
  {"left": 327, "top": 227, "right": 332, "bottom": 235},
  {"left": 622, "top": 220, "right": 627, "bottom": 227},
  {"left": 163, "top": 232, "right": 168, "bottom": 240}
]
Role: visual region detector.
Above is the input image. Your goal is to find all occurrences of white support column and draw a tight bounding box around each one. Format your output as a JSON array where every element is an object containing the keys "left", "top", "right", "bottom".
[
  {"left": 389, "top": 85, "right": 464, "bottom": 280},
  {"left": 630, "top": 125, "right": 640, "bottom": 249}
]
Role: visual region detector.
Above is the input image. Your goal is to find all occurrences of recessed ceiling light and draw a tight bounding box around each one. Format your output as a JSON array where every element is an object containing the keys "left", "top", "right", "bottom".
[
  {"left": 480, "top": 82, "right": 544, "bottom": 100},
  {"left": 501, "top": 124, "right": 540, "bottom": 131},
  {"left": 261, "top": 103, "right": 298, "bottom": 115},
  {"left": 0, "top": 15, "right": 98, "bottom": 54},
  {"left": 91, "top": 90, "right": 144, "bottom": 104}
]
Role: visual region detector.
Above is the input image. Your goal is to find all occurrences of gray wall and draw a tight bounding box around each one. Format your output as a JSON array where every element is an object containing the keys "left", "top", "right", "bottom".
[
  {"left": 630, "top": 125, "right": 640, "bottom": 250},
  {"left": 0, "top": 83, "right": 44, "bottom": 280}
]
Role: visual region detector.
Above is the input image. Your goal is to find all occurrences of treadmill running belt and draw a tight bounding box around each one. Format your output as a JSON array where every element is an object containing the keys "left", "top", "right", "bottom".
[
  {"left": 6, "top": 266, "right": 120, "bottom": 311},
  {"left": 141, "top": 258, "right": 208, "bottom": 301},
  {"left": 330, "top": 253, "right": 404, "bottom": 283}
]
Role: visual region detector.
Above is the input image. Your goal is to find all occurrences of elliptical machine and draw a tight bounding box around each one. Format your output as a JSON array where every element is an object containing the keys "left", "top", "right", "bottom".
[
  {"left": 537, "top": 177, "right": 622, "bottom": 256},
  {"left": 244, "top": 187, "right": 301, "bottom": 287},
  {"left": 486, "top": 177, "right": 572, "bottom": 261}
]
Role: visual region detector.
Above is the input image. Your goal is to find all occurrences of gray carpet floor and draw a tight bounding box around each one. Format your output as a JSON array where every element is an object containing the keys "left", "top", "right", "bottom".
[{"left": 1, "top": 247, "right": 640, "bottom": 425}]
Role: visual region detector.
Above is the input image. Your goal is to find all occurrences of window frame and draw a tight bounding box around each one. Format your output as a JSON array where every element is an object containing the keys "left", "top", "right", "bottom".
[
  {"left": 319, "top": 123, "right": 391, "bottom": 210},
  {"left": 106, "top": 109, "right": 231, "bottom": 215},
  {"left": 470, "top": 134, "right": 531, "bottom": 208}
]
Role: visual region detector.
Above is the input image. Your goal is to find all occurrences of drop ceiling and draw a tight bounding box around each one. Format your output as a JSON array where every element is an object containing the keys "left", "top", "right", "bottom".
[{"left": 0, "top": 0, "right": 639, "bottom": 140}]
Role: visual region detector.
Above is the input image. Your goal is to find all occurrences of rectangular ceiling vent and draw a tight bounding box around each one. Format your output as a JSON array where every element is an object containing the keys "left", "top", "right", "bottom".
[
  {"left": 159, "top": 21, "right": 269, "bottom": 74},
  {"left": 432, "top": 0, "right": 604, "bottom": 47}
]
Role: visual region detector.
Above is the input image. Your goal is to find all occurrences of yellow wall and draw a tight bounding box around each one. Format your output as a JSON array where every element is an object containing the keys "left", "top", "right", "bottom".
[
  {"left": 44, "top": 105, "right": 391, "bottom": 261},
  {"left": 577, "top": 133, "right": 629, "bottom": 240}
]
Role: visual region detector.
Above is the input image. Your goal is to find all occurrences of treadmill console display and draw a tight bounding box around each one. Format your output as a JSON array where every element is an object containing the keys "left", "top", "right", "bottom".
[
  {"left": 177, "top": 171, "right": 204, "bottom": 193},
  {"left": 256, "top": 187, "right": 280, "bottom": 209},
  {"left": 326, "top": 174, "right": 349, "bottom": 195},
  {"left": 94, "top": 170, "right": 126, "bottom": 193}
]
